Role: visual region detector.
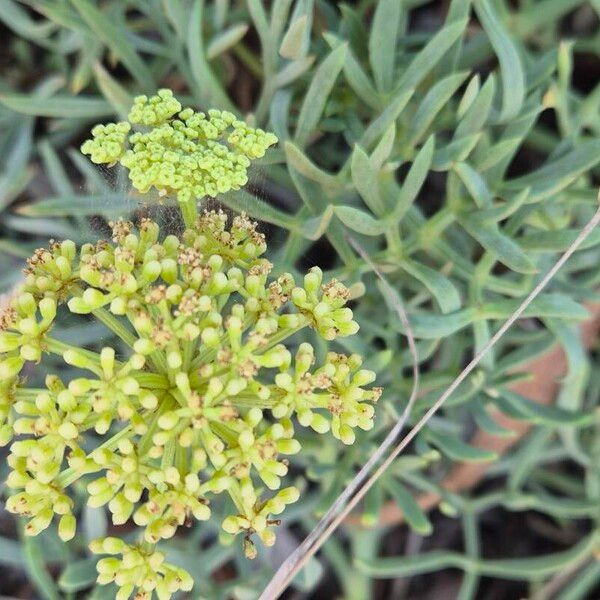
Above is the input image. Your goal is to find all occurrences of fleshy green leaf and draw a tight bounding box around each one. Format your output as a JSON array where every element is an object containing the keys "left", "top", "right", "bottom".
[
  {"left": 400, "top": 258, "right": 461, "bottom": 314},
  {"left": 279, "top": 15, "right": 308, "bottom": 60},
  {"left": 368, "top": 0, "right": 402, "bottom": 92},
  {"left": 284, "top": 141, "right": 342, "bottom": 195},
  {"left": 0, "top": 94, "right": 113, "bottom": 118},
  {"left": 335, "top": 205, "right": 387, "bottom": 236},
  {"left": 385, "top": 479, "right": 433, "bottom": 535},
  {"left": 496, "top": 389, "right": 589, "bottom": 426},
  {"left": 409, "top": 72, "right": 469, "bottom": 144},
  {"left": 504, "top": 139, "right": 600, "bottom": 201},
  {"left": 23, "top": 535, "right": 61, "bottom": 600},
  {"left": 397, "top": 19, "right": 468, "bottom": 90},
  {"left": 457, "top": 211, "right": 536, "bottom": 274},
  {"left": 70, "top": 0, "right": 154, "bottom": 90},
  {"left": 294, "top": 43, "right": 347, "bottom": 147},
  {"left": 475, "top": 0, "right": 525, "bottom": 122},
  {"left": 59, "top": 558, "right": 98, "bottom": 593},
  {"left": 207, "top": 23, "right": 249, "bottom": 59},
  {"left": 351, "top": 144, "right": 385, "bottom": 215}
]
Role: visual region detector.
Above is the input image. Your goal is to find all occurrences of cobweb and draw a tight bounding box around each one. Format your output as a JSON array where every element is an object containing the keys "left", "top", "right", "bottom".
[{"left": 84, "top": 161, "right": 272, "bottom": 238}]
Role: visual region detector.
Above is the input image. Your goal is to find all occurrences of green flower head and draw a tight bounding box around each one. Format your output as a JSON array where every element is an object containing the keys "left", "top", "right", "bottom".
[
  {"left": 81, "top": 89, "right": 277, "bottom": 203},
  {"left": 0, "top": 92, "right": 380, "bottom": 600}
]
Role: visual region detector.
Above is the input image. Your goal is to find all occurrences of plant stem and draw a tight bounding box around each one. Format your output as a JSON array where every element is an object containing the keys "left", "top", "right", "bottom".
[
  {"left": 180, "top": 199, "right": 198, "bottom": 229},
  {"left": 92, "top": 307, "right": 137, "bottom": 348}
]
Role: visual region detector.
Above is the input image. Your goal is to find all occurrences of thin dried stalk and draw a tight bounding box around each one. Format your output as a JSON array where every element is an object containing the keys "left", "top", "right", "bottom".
[{"left": 259, "top": 199, "right": 600, "bottom": 600}]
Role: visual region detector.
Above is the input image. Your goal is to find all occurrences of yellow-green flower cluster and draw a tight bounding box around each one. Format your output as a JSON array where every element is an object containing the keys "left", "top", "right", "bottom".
[
  {"left": 80, "top": 89, "right": 277, "bottom": 203},
  {"left": 0, "top": 211, "right": 379, "bottom": 599},
  {"left": 90, "top": 538, "right": 193, "bottom": 600}
]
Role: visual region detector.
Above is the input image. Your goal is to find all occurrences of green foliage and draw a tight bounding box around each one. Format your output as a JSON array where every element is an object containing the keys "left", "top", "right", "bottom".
[{"left": 1, "top": 0, "right": 600, "bottom": 598}]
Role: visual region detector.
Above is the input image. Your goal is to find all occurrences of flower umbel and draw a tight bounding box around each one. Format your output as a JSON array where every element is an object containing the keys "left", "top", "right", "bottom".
[
  {"left": 81, "top": 89, "right": 277, "bottom": 205},
  {"left": 0, "top": 90, "right": 379, "bottom": 599},
  {"left": 1, "top": 154, "right": 378, "bottom": 600}
]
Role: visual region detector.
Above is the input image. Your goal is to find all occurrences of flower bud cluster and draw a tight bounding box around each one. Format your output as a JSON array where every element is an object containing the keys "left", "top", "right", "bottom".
[
  {"left": 89, "top": 538, "right": 193, "bottom": 600},
  {"left": 2, "top": 98, "right": 379, "bottom": 598},
  {"left": 0, "top": 210, "right": 378, "bottom": 598},
  {"left": 80, "top": 89, "right": 277, "bottom": 203}
]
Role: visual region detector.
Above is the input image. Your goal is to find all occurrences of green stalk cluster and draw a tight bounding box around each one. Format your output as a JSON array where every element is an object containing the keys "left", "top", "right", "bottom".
[{"left": 0, "top": 92, "right": 379, "bottom": 600}]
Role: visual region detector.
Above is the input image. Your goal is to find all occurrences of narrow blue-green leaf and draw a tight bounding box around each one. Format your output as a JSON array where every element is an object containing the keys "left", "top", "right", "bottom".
[
  {"left": 380, "top": 282, "right": 477, "bottom": 339},
  {"left": 556, "top": 562, "right": 600, "bottom": 600},
  {"left": 357, "top": 550, "right": 468, "bottom": 578},
  {"left": 472, "top": 403, "right": 515, "bottom": 438},
  {"left": 294, "top": 43, "right": 347, "bottom": 147},
  {"left": 476, "top": 533, "right": 598, "bottom": 580},
  {"left": 397, "top": 19, "right": 468, "bottom": 90},
  {"left": 279, "top": 15, "right": 308, "bottom": 60},
  {"left": 391, "top": 135, "right": 435, "bottom": 221},
  {"left": 270, "top": 89, "right": 291, "bottom": 141},
  {"left": 22, "top": 0, "right": 88, "bottom": 33},
  {"left": 358, "top": 534, "right": 598, "bottom": 580},
  {"left": 207, "top": 23, "right": 249, "bottom": 59},
  {"left": 520, "top": 228, "right": 600, "bottom": 252},
  {"left": 368, "top": 0, "right": 402, "bottom": 92},
  {"left": 59, "top": 558, "right": 98, "bottom": 592},
  {"left": 457, "top": 212, "right": 536, "bottom": 274},
  {"left": 71, "top": 40, "right": 101, "bottom": 94},
  {"left": 0, "top": 94, "right": 113, "bottom": 118},
  {"left": 481, "top": 98, "right": 542, "bottom": 182},
  {"left": 82, "top": 505, "right": 107, "bottom": 543},
  {"left": 409, "top": 71, "right": 470, "bottom": 144},
  {"left": 496, "top": 390, "right": 588, "bottom": 426},
  {"left": 360, "top": 88, "right": 414, "bottom": 150},
  {"left": 371, "top": 124, "right": 396, "bottom": 169},
  {"left": 23, "top": 535, "right": 61, "bottom": 600},
  {"left": 484, "top": 294, "right": 589, "bottom": 321},
  {"left": 288, "top": 164, "right": 355, "bottom": 264},
  {"left": 0, "top": 119, "right": 32, "bottom": 210},
  {"left": 432, "top": 134, "right": 481, "bottom": 171},
  {"left": 335, "top": 206, "right": 386, "bottom": 236},
  {"left": 162, "top": 0, "right": 187, "bottom": 38},
  {"left": 0, "top": 238, "right": 34, "bottom": 258},
  {"left": 476, "top": 188, "right": 530, "bottom": 223},
  {"left": 400, "top": 258, "right": 461, "bottom": 314},
  {"left": 269, "top": 0, "right": 294, "bottom": 45},
  {"left": 455, "top": 75, "right": 496, "bottom": 138},
  {"left": 299, "top": 205, "right": 334, "bottom": 240},
  {"left": 426, "top": 430, "right": 497, "bottom": 462},
  {"left": 361, "top": 483, "right": 384, "bottom": 527},
  {"left": 495, "top": 333, "right": 554, "bottom": 372},
  {"left": 0, "top": 0, "right": 56, "bottom": 42},
  {"left": 70, "top": 0, "right": 154, "bottom": 90},
  {"left": 0, "top": 535, "right": 23, "bottom": 567},
  {"left": 504, "top": 139, "right": 600, "bottom": 201},
  {"left": 323, "top": 32, "right": 381, "bottom": 110},
  {"left": 247, "top": 0, "right": 270, "bottom": 45},
  {"left": 284, "top": 141, "right": 342, "bottom": 195},
  {"left": 457, "top": 75, "right": 480, "bottom": 118},
  {"left": 273, "top": 55, "right": 315, "bottom": 88},
  {"left": 39, "top": 140, "right": 72, "bottom": 196},
  {"left": 17, "top": 194, "right": 134, "bottom": 217},
  {"left": 385, "top": 479, "right": 433, "bottom": 535},
  {"left": 93, "top": 62, "right": 133, "bottom": 119},
  {"left": 454, "top": 162, "right": 494, "bottom": 208},
  {"left": 219, "top": 189, "right": 296, "bottom": 230},
  {"left": 475, "top": 0, "right": 525, "bottom": 122},
  {"left": 351, "top": 144, "right": 385, "bottom": 215},
  {"left": 188, "top": 0, "right": 234, "bottom": 110},
  {"left": 88, "top": 583, "right": 119, "bottom": 600}
]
